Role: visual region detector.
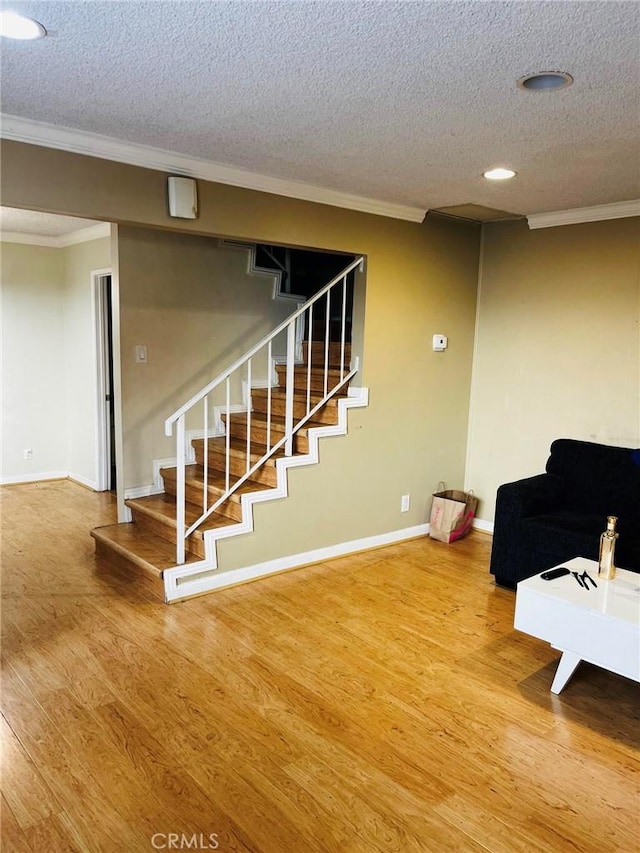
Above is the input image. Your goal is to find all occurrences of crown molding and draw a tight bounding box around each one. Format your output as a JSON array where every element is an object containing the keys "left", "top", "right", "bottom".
[
  {"left": 527, "top": 200, "right": 640, "bottom": 230},
  {"left": 0, "top": 113, "right": 427, "bottom": 224},
  {"left": 0, "top": 221, "right": 110, "bottom": 247}
]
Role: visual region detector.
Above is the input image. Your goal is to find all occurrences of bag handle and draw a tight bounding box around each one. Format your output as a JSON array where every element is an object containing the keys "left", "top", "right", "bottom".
[{"left": 437, "top": 480, "right": 446, "bottom": 492}]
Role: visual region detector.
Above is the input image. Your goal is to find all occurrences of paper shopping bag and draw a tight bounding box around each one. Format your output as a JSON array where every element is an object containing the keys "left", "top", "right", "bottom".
[{"left": 429, "top": 487, "right": 478, "bottom": 543}]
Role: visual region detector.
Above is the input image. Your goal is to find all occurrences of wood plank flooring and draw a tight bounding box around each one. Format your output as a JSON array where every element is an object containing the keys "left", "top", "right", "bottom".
[{"left": 2, "top": 480, "right": 639, "bottom": 852}]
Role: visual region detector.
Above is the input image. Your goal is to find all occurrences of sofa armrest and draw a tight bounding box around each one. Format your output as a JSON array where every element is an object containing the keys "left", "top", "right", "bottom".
[
  {"left": 495, "top": 473, "right": 564, "bottom": 522},
  {"left": 490, "top": 473, "right": 564, "bottom": 586}
]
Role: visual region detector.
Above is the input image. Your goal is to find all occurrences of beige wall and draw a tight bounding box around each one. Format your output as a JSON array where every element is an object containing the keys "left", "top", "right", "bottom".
[
  {"left": 221, "top": 216, "right": 480, "bottom": 570},
  {"left": 118, "top": 228, "right": 299, "bottom": 488},
  {"left": 0, "top": 236, "right": 111, "bottom": 485},
  {"left": 63, "top": 237, "right": 111, "bottom": 484},
  {"left": 1, "top": 140, "right": 480, "bottom": 570},
  {"left": 466, "top": 217, "right": 640, "bottom": 522},
  {"left": 1, "top": 243, "right": 67, "bottom": 480}
]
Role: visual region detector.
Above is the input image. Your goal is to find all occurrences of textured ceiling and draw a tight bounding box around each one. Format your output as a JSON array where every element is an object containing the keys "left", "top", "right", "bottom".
[
  {"left": 0, "top": 206, "right": 101, "bottom": 236},
  {"left": 1, "top": 1, "right": 639, "bottom": 216}
]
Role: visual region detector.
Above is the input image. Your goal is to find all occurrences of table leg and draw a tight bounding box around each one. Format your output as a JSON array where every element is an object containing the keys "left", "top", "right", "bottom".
[{"left": 550, "top": 650, "right": 582, "bottom": 694}]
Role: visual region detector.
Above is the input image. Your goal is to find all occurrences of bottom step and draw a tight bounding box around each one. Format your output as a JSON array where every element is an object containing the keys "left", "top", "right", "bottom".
[{"left": 91, "top": 523, "right": 200, "bottom": 578}]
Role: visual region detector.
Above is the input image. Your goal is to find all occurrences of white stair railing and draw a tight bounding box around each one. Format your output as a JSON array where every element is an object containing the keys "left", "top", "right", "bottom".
[{"left": 165, "top": 256, "right": 364, "bottom": 564}]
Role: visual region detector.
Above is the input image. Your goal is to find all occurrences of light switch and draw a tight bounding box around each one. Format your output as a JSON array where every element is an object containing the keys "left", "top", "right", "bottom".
[
  {"left": 433, "top": 334, "right": 448, "bottom": 352},
  {"left": 135, "top": 345, "right": 148, "bottom": 363}
]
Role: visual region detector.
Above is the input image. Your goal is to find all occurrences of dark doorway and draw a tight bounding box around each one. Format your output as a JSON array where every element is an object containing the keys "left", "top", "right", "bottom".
[
  {"left": 104, "top": 275, "right": 116, "bottom": 491},
  {"left": 96, "top": 272, "right": 117, "bottom": 492},
  {"left": 253, "top": 245, "right": 356, "bottom": 343}
]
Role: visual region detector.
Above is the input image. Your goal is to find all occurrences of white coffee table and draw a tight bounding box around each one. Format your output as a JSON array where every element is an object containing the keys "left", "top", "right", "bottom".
[{"left": 514, "top": 557, "right": 640, "bottom": 694}]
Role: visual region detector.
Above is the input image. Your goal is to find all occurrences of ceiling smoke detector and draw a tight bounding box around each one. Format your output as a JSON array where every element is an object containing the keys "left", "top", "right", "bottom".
[{"left": 517, "top": 71, "right": 573, "bottom": 92}]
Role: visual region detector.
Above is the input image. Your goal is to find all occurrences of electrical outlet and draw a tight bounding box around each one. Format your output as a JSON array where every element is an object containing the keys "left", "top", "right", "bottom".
[
  {"left": 24, "top": 448, "right": 33, "bottom": 460},
  {"left": 401, "top": 494, "right": 410, "bottom": 512}
]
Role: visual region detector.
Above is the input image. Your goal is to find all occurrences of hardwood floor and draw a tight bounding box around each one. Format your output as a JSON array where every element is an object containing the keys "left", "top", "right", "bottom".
[{"left": 2, "top": 480, "right": 639, "bottom": 852}]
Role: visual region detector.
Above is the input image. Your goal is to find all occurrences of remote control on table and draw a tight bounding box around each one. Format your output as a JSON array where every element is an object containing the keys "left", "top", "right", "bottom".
[{"left": 540, "top": 567, "right": 571, "bottom": 581}]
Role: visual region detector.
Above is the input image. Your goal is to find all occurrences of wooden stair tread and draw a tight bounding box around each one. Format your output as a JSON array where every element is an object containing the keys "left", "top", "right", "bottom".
[
  {"left": 302, "top": 342, "right": 352, "bottom": 363},
  {"left": 91, "top": 523, "right": 200, "bottom": 575},
  {"left": 273, "top": 366, "right": 350, "bottom": 393},
  {"left": 276, "top": 365, "right": 345, "bottom": 377},
  {"left": 126, "top": 493, "right": 242, "bottom": 534},
  {"left": 252, "top": 388, "right": 344, "bottom": 405},
  {"left": 224, "top": 412, "right": 331, "bottom": 432},
  {"left": 290, "top": 362, "right": 351, "bottom": 372},
  {"left": 304, "top": 341, "right": 351, "bottom": 349},
  {"left": 202, "top": 436, "right": 296, "bottom": 462},
  {"left": 160, "top": 464, "right": 274, "bottom": 499}
]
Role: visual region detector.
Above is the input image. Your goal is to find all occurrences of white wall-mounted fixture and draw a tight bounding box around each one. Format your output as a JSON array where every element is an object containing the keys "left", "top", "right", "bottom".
[
  {"left": 433, "top": 334, "right": 448, "bottom": 352},
  {"left": 135, "top": 345, "right": 147, "bottom": 363},
  {"left": 0, "top": 11, "right": 46, "bottom": 39},
  {"left": 168, "top": 176, "right": 198, "bottom": 219}
]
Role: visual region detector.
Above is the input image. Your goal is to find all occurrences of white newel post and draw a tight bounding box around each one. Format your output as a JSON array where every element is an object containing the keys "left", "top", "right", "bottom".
[
  {"left": 176, "top": 415, "right": 186, "bottom": 565},
  {"left": 340, "top": 275, "right": 347, "bottom": 380},
  {"left": 285, "top": 320, "right": 296, "bottom": 456}
]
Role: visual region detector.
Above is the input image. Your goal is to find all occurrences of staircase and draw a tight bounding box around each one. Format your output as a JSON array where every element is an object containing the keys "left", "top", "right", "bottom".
[{"left": 92, "top": 257, "right": 367, "bottom": 602}]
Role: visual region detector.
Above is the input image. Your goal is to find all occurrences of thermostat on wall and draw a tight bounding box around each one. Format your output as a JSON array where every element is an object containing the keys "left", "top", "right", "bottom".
[{"left": 433, "top": 334, "right": 448, "bottom": 352}]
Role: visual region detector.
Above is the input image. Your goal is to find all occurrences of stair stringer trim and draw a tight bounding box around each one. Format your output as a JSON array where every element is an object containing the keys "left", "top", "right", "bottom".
[
  {"left": 162, "top": 385, "right": 369, "bottom": 602},
  {"left": 220, "top": 239, "right": 306, "bottom": 303}
]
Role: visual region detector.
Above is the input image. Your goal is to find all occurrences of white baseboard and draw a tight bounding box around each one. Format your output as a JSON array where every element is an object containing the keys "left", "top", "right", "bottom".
[
  {"left": 167, "top": 522, "right": 429, "bottom": 602},
  {"left": 124, "top": 445, "right": 203, "bottom": 499},
  {"left": 1, "top": 470, "right": 101, "bottom": 489},
  {"left": 211, "top": 403, "right": 244, "bottom": 435},
  {"left": 125, "top": 483, "right": 164, "bottom": 500},
  {"left": 69, "top": 472, "right": 99, "bottom": 491},
  {"left": 472, "top": 518, "right": 494, "bottom": 534},
  {"left": 0, "top": 470, "right": 70, "bottom": 485}
]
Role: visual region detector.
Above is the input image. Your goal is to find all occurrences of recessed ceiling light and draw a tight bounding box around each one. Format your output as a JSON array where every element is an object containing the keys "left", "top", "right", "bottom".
[
  {"left": 0, "top": 10, "right": 47, "bottom": 40},
  {"left": 483, "top": 168, "right": 517, "bottom": 181},
  {"left": 517, "top": 71, "right": 573, "bottom": 92}
]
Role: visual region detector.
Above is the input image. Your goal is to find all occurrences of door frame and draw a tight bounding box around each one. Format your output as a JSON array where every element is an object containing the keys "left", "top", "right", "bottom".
[{"left": 92, "top": 268, "right": 113, "bottom": 491}]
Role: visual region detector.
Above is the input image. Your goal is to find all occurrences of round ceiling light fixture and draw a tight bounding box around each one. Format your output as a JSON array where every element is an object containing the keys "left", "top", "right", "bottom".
[
  {"left": 483, "top": 167, "right": 517, "bottom": 181},
  {"left": 0, "top": 10, "right": 47, "bottom": 39},
  {"left": 517, "top": 71, "right": 573, "bottom": 92}
]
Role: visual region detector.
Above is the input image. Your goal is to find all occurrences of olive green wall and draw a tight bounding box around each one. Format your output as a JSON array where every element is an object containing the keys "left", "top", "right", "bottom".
[
  {"left": 117, "top": 227, "right": 301, "bottom": 489},
  {"left": 466, "top": 217, "right": 640, "bottom": 522},
  {"left": 1, "top": 140, "right": 480, "bottom": 569}
]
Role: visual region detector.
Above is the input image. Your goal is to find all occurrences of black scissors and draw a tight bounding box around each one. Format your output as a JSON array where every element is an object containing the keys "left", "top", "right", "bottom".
[{"left": 572, "top": 570, "right": 597, "bottom": 589}]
